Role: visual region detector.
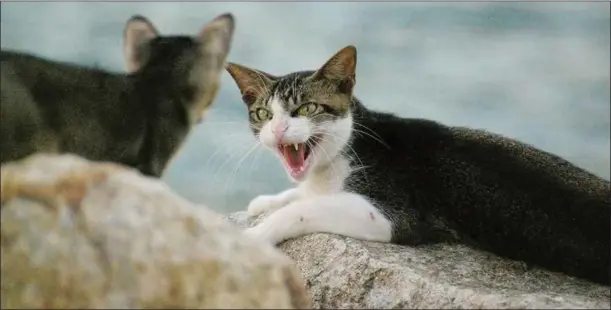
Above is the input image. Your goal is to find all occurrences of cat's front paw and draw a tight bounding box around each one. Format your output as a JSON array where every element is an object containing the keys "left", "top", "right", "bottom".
[{"left": 247, "top": 195, "right": 282, "bottom": 217}]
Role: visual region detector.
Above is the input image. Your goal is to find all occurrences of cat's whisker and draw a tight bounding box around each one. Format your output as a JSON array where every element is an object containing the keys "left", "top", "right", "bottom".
[
  {"left": 208, "top": 137, "right": 257, "bottom": 182},
  {"left": 308, "top": 138, "right": 341, "bottom": 181},
  {"left": 306, "top": 140, "right": 322, "bottom": 174},
  {"left": 313, "top": 132, "right": 368, "bottom": 175},
  {"left": 248, "top": 145, "right": 265, "bottom": 190},
  {"left": 204, "top": 120, "right": 249, "bottom": 125},
  {"left": 224, "top": 141, "right": 262, "bottom": 196},
  {"left": 202, "top": 120, "right": 262, "bottom": 133},
  {"left": 209, "top": 147, "right": 244, "bottom": 183},
  {"left": 311, "top": 133, "right": 370, "bottom": 185},
  {"left": 203, "top": 132, "right": 254, "bottom": 167},
  {"left": 351, "top": 128, "right": 389, "bottom": 149},
  {"left": 351, "top": 121, "right": 389, "bottom": 149}
]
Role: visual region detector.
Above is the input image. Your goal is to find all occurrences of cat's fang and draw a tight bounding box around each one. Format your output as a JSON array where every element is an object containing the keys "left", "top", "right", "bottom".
[{"left": 293, "top": 144, "right": 299, "bottom": 151}]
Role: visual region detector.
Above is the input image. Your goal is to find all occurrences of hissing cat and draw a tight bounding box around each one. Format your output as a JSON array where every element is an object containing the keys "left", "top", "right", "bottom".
[
  {"left": 226, "top": 45, "right": 611, "bottom": 285},
  {"left": 1, "top": 13, "right": 235, "bottom": 177}
]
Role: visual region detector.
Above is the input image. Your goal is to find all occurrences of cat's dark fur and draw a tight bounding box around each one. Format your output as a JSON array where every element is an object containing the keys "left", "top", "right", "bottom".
[{"left": 0, "top": 14, "right": 235, "bottom": 177}]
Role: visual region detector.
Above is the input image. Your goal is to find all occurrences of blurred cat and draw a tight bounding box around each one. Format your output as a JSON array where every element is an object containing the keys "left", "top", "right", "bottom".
[
  {"left": 1, "top": 13, "right": 235, "bottom": 177},
  {"left": 226, "top": 45, "right": 610, "bottom": 285}
]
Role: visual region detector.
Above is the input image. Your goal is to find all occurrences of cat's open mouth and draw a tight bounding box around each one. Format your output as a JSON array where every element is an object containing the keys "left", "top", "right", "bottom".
[{"left": 277, "top": 136, "right": 317, "bottom": 179}]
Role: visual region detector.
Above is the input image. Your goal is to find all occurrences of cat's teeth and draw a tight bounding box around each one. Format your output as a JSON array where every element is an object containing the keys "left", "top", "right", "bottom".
[{"left": 293, "top": 144, "right": 299, "bottom": 151}]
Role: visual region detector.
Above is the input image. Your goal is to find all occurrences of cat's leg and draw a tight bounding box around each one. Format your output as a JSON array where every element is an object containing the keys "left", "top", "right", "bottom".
[
  {"left": 247, "top": 187, "right": 301, "bottom": 217},
  {"left": 244, "top": 192, "right": 393, "bottom": 245}
]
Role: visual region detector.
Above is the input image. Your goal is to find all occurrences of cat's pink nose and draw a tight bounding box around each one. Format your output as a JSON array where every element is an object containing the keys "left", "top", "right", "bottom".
[{"left": 272, "top": 124, "right": 288, "bottom": 140}]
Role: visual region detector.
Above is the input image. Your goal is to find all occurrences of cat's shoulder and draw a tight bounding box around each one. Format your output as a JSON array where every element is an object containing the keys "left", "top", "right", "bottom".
[
  {"left": 352, "top": 99, "right": 453, "bottom": 141},
  {"left": 448, "top": 125, "right": 610, "bottom": 192}
]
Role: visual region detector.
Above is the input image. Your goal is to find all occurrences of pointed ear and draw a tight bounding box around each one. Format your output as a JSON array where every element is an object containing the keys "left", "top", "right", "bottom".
[
  {"left": 123, "top": 15, "right": 159, "bottom": 74},
  {"left": 196, "top": 13, "right": 235, "bottom": 72},
  {"left": 226, "top": 62, "right": 276, "bottom": 105},
  {"left": 312, "top": 45, "right": 357, "bottom": 95}
]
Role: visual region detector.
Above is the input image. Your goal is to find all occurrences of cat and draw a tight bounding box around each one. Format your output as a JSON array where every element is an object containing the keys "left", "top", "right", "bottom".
[
  {"left": 1, "top": 13, "right": 235, "bottom": 177},
  {"left": 225, "top": 45, "right": 611, "bottom": 285}
]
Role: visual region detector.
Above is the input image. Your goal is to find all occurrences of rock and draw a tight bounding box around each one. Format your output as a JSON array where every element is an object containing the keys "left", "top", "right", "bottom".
[
  {"left": 1, "top": 154, "right": 310, "bottom": 309},
  {"left": 230, "top": 211, "right": 610, "bottom": 309}
]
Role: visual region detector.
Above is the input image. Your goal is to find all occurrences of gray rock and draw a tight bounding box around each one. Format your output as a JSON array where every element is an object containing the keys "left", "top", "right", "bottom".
[
  {"left": 230, "top": 211, "right": 611, "bottom": 309},
  {"left": 1, "top": 154, "right": 310, "bottom": 309}
]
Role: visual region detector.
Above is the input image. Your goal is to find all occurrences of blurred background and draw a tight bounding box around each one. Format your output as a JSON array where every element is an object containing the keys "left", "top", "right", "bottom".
[{"left": 1, "top": 2, "right": 609, "bottom": 213}]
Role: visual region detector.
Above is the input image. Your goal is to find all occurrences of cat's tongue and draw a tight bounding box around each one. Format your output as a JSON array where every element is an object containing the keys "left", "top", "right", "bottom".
[{"left": 282, "top": 143, "right": 306, "bottom": 175}]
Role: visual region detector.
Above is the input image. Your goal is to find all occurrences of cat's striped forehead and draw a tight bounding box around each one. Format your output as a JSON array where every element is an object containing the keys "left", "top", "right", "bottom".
[{"left": 266, "top": 71, "right": 315, "bottom": 109}]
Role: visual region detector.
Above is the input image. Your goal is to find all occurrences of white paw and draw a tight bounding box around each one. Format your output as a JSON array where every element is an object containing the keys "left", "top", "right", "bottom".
[{"left": 247, "top": 195, "right": 282, "bottom": 217}]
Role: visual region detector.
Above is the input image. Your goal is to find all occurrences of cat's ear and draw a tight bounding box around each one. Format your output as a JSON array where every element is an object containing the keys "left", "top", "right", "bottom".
[
  {"left": 226, "top": 62, "right": 276, "bottom": 105},
  {"left": 123, "top": 15, "right": 160, "bottom": 74},
  {"left": 312, "top": 45, "right": 357, "bottom": 95},
  {"left": 195, "top": 13, "right": 235, "bottom": 72}
]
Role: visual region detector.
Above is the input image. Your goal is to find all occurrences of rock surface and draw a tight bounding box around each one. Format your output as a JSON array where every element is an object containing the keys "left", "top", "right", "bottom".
[
  {"left": 1, "top": 154, "right": 310, "bottom": 309},
  {"left": 230, "top": 211, "right": 611, "bottom": 309}
]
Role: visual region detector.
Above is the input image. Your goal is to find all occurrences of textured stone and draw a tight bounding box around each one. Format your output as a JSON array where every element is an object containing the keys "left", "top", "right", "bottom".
[
  {"left": 1, "top": 154, "right": 310, "bottom": 309},
  {"left": 230, "top": 211, "right": 610, "bottom": 309}
]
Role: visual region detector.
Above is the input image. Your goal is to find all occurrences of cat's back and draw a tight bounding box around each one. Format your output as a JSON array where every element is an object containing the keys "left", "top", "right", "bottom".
[
  {"left": 448, "top": 126, "right": 610, "bottom": 209},
  {"left": 1, "top": 49, "right": 117, "bottom": 90},
  {"left": 2, "top": 50, "right": 67, "bottom": 83}
]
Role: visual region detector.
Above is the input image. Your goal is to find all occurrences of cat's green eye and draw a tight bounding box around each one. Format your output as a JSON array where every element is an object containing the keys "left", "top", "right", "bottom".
[
  {"left": 254, "top": 108, "right": 270, "bottom": 121},
  {"left": 297, "top": 102, "right": 319, "bottom": 116}
]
